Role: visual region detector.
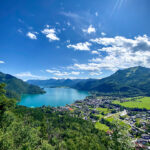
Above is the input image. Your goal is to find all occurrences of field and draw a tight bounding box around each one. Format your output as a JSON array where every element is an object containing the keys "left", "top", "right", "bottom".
[
  {"left": 105, "top": 117, "right": 131, "bottom": 129},
  {"left": 95, "top": 122, "right": 109, "bottom": 132},
  {"left": 96, "top": 107, "right": 110, "bottom": 115},
  {"left": 113, "top": 97, "right": 150, "bottom": 110},
  {"left": 95, "top": 114, "right": 104, "bottom": 120}
]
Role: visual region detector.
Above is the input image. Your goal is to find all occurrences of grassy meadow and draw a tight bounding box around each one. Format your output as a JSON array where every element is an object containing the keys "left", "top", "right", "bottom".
[
  {"left": 95, "top": 122, "right": 110, "bottom": 132},
  {"left": 113, "top": 97, "right": 150, "bottom": 110}
]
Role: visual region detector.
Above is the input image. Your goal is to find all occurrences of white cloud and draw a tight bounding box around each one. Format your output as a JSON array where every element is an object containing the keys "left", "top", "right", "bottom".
[
  {"left": 95, "top": 12, "right": 98, "bottom": 16},
  {"left": 67, "top": 35, "right": 150, "bottom": 73},
  {"left": 101, "top": 32, "right": 106, "bottom": 36},
  {"left": 26, "top": 32, "right": 37, "bottom": 40},
  {"left": 91, "top": 51, "right": 99, "bottom": 54},
  {"left": 54, "top": 71, "right": 70, "bottom": 76},
  {"left": 15, "top": 72, "right": 47, "bottom": 80},
  {"left": 91, "top": 35, "right": 150, "bottom": 53},
  {"left": 89, "top": 72, "right": 102, "bottom": 76},
  {"left": 46, "top": 69, "right": 58, "bottom": 74},
  {"left": 46, "top": 69, "right": 80, "bottom": 76},
  {"left": 88, "top": 35, "right": 150, "bottom": 71},
  {"left": 18, "top": 29, "right": 23, "bottom": 33},
  {"left": 90, "top": 35, "right": 150, "bottom": 49},
  {"left": 66, "top": 40, "right": 70, "bottom": 43},
  {"left": 45, "top": 24, "right": 50, "bottom": 28},
  {"left": 67, "top": 42, "right": 91, "bottom": 51},
  {"left": 56, "top": 22, "right": 60, "bottom": 25},
  {"left": 82, "top": 25, "right": 96, "bottom": 34},
  {"left": 71, "top": 71, "right": 80, "bottom": 75},
  {"left": 67, "top": 22, "right": 71, "bottom": 26},
  {"left": 73, "top": 63, "right": 101, "bottom": 71},
  {"left": 41, "top": 28, "right": 59, "bottom": 41},
  {"left": 0, "top": 61, "right": 5, "bottom": 64}
]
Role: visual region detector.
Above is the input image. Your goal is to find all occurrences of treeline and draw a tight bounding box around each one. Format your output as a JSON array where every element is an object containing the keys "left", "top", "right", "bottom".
[{"left": 0, "top": 84, "right": 134, "bottom": 150}]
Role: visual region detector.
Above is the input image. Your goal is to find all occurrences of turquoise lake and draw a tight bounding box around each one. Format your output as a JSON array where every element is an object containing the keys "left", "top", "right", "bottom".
[{"left": 19, "top": 88, "right": 89, "bottom": 107}]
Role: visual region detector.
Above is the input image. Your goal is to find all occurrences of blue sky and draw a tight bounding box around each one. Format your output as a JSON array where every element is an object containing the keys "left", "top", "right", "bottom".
[{"left": 0, "top": 0, "right": 150, "bottom": 80}]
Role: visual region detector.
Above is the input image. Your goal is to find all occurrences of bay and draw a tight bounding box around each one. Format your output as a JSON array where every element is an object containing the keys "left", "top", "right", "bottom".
[{"left": 19, "top": 88, "right": 89, "bottom": 107}]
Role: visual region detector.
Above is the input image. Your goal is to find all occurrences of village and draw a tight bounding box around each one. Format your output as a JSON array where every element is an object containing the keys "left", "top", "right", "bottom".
[{"left": 55, "top": 95, "right": 150, "bottom": 149}]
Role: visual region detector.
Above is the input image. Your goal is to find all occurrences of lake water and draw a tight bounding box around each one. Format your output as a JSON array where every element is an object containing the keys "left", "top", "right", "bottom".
[{"left": 19, "top": 88, "right": 89, "bottom": 107}]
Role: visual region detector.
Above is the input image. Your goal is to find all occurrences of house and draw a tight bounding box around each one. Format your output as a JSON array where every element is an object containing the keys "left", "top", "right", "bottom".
[
  {"left": 135, "top": 142, "right": 146, "bottom": 149},
  {"left": 141, "top": 134, "right": 150, "bottom": 140},
  {"left": 137, "top": 138, "right": 148, "bottom": 145}
]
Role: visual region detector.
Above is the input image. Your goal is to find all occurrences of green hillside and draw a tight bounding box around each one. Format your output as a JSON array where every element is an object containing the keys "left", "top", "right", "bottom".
[
  {"left": 28, "top": 66, "right": 150, "bottom": 97},
  {"left": 0, "top": 72, "right": 45, "bottom": 99},
  {"left": 113, "top": 97, "right": 150, "bottom": 110},
  {"left": 0, "top": 84, "right": 133, "bottom": 150},
  {"left": 74, "top": 66, "right": 150, "bottom": 97}
]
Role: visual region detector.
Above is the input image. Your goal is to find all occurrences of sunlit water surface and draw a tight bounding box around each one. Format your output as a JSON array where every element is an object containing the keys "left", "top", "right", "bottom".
[{"left": 19, "top": 88, "right": 89, "bottom": 107}]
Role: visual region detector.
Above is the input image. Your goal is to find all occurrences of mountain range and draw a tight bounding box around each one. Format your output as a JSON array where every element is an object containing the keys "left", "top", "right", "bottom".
[
  {"left": 0, "top": 72, "right": 45, "bottom": 99},
  {"left": 28, "top": 66, "right": 150, "bottom": 97}
]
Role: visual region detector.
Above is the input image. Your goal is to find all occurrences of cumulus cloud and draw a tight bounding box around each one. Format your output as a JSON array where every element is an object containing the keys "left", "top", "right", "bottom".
[
  {"left": 26, "top": 32, "right": 37, "bottom": 40},
  {"left": 89, "top": 72, "right": 102, "bottom": 76},
  {"left": 15, "top": 72, "right": 47, "bottom": 80},
  {"left": 71, "top": 71, "right": 80, "bottom": 75},
  {"left": 101, "top": 32, "right": 106, "bottom": 36},
  {"left": 66, "top": 35, "right": 150, "bottom": 74},
  {"left": 90, "top": 35, "right": 150, "bottom": 52},
  {"left": 72, "top": 35, "right": 150, "bottom": 72},
  {"left": 46, "top": 70, "right": 58, "bottom": 74},
  {"left": 54, "top": 71, "right": 70, "bottom": 76},
  {"left": 67, "top": 42, "right": 91, "bottom": 51},
  {"left": 46, "top": 69, "right": 80, "bottom": 76},
  {"left": 0, "top": 60, "right": 5, "bottom": 64},
  {"left": 66, "top": 40, "right": 70, "bottom": 43},
  {"left": 82, "top": 25, "right": 96, "bottom": 34},
  {"left": 46, "top": 70, "right": 69, "bottom": 76},
  {"left": 91, "top": 51, "right": 99, "bottom": 54},
  {"left": 73, "top": 63, "right": 101, "bottom": 71},
  {"left": 41, "top": 28, "right": 59, "bottom": 41}
]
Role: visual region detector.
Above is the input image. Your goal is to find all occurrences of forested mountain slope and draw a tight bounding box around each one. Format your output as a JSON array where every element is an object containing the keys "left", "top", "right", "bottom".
[
  {"left": 74, "top": 66, "right": 150, "bottom": 96},
  {"left": 28, "top": 66, "right": 150, "bottom": 97},
  {"left": 0, "top": 72, "right": 45, "bottom": 99},
  {"left": 0, "top": 84, "right": 133, "bottom": 150},
  {"left": 28, "top": 78, "right": 98, "bottom": 88}
]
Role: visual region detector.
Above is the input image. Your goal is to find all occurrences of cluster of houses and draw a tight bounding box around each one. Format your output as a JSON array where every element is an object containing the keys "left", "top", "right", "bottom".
[{"left": 51, "top": 96, "right": 150, "bottom": 148}]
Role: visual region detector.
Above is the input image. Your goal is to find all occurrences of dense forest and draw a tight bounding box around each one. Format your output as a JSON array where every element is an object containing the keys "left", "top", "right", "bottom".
[
  {"left": 0, "top": 72, "right": 45, "bottom": 100},
  {"left": 74, "top": 66, "right": 150, "bottom": 97},
  {"left": 0, "top": 83, "right": 134, "bottom": 150}
]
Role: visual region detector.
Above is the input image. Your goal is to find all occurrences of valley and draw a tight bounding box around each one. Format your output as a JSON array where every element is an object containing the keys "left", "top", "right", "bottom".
[
  {"left": 28, "top": 66, "right": 150, "bottom": 97},
  {"left": 55, "top": 95, "right": 150, "bottom": 148},
  {"left": 1, "top": 0, "right": 150, "bottom": 149},
  {"left": 0, "top": 66, "right": 150, "bottom": 149}
]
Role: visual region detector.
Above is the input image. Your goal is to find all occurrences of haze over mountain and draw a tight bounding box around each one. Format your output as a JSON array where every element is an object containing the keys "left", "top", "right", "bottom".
[
  {"left": 28, "top": 78, "right": 98, "bottom": 88},
  {"left": 28, "top": 66, "right": 150, "bottom": 97},
  {"left": 0, "top": 72, "right": 45, "bottom": 99}
]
